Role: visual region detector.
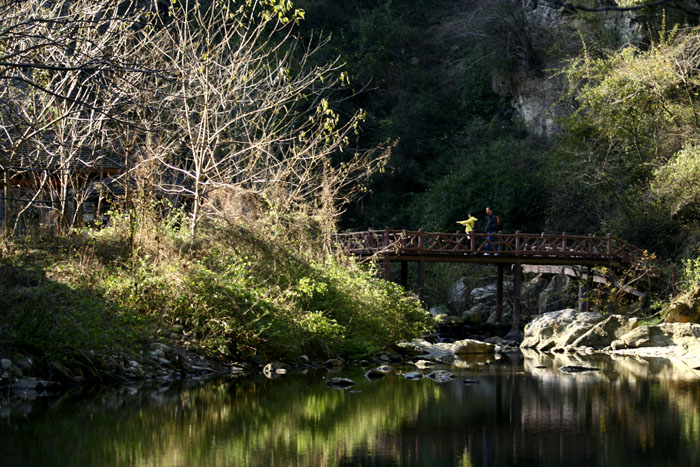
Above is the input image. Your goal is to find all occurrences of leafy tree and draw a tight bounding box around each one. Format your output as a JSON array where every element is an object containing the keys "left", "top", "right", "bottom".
[{"left": 552, "top": 25, "right": 700, "bottom": 255}]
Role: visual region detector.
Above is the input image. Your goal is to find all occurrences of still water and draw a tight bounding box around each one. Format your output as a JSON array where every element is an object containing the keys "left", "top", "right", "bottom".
[{"left": 2, "top": 350, "right": 700, "bottom": 467}]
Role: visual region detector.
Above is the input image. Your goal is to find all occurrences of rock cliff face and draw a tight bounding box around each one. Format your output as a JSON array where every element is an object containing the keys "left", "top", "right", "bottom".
[{"left": 492, "top": 1, "right": 647, "bottom": 138}]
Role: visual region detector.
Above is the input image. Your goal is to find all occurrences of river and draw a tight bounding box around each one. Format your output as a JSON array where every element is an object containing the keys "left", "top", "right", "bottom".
[{"left": 2, "top": 350, "right": 699, "bottom": 466}]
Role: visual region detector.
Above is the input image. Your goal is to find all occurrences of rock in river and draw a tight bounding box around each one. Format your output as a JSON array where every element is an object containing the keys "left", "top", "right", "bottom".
[{"left": 325, "top": 377, "right": 356, "bottom": 389}]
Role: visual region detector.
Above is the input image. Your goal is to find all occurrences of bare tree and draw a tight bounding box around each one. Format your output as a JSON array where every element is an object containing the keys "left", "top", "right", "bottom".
[
  {"left": 0, "top": 0, "right": 159, "bottom": 236},
  {"left": 144, "top": 0, "right": 386, "bottom": 239},
  {"left": 0, "top": 0, "right": 387, "bottom": 242}
]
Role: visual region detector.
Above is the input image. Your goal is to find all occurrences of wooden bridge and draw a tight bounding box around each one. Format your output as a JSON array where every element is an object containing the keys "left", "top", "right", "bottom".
[{"left": 335, "top": 229, "right": 644, "bottom": 335}]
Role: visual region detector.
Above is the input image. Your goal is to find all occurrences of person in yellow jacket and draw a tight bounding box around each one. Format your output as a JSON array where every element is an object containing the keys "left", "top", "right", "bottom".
[{"left": 456, "top": 212, "right": 478, "bottom": 236}]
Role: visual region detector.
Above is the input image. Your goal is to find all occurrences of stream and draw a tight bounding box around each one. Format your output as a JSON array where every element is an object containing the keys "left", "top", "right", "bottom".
[{"left": 2, "top": 350, "right": 699, "bottom": 466}]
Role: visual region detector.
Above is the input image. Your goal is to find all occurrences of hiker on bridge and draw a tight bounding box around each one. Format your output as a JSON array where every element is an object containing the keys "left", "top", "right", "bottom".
[
  {"left": 456, "top": 212, "right": 478, "bottom": 237},
  {"left": 484, "top": 206, "right": 500, "bottom": 252}
]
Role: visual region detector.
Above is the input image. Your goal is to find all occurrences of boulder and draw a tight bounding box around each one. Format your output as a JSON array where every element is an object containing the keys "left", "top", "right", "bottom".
[
  {"left": 395, "top": 339, "right": 433, "bottom": 356},
  {"left": 14, "top": 356, "right": 34, "bottom": 371},
  {"left": 263, "top": 362, "right": 287, "bottom": 378},
  {"left": 448, "top": 278, "right": 471, "bottom": 311},
  {"left": 376, "top": 349, "right": 403, "bottom": 363},
  {"left": 12, "top": 377, "right": 38, "bottom": 390},
  {"left": 571, "top": 315, "right": 640, "bottom": 349},
  {"left": 470, "top": 286, "right": 497, "bottom": 304},
  {"left": 665, "top": 288, "right": 700, "bottom": 323},
  {"left": 462, "top": 304, "right": 490, "bottom": 324},
  {"left": 485, "top": 336, "right": 521, "bottom": 352},
  {"left": 325, "top": 358, "right": 344, "bottom": 369},
  {"left": 487, "top": 305, "right": 514, "bottom": 324},
  {"left": 453, "top": 339, "right": 496, "bottom": 355},
  {"left": 425, "top": 370, "right": 454, "bottom": 384},
  {"left": 395, "top": 339, "right": 457, "bottom": 363},
  {"left": 521, "top": 309, "right": 604, "bottom": 351},
  {"left": 325, "top": 377, "right": 356, "bottom": 389},
  {"left": 412, "top": 359, "right": 435, "bottom": 369},
  {"left": 612, "top": 325, "right": 674, "bottom": 350},
  {"left": 404, "top": 372, "right": 423, "bottom": 381},
  {"left": 396, "top": 337, "right": 498, "bottom": 364},
  {"left": 364, "top": 369, "right": 386, "bottom": 381}
]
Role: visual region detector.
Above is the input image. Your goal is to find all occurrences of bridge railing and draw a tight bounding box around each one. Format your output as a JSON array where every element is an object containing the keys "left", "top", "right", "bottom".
[{"left": 334, "top": 229, "right": 643, "bottom": 265}]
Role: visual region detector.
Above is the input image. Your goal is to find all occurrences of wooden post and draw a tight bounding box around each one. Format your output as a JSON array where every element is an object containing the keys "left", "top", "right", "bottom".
[
  {"left": 496, "top": 264, "right": 504, "bottom": 322},
  {"left": 512, "top": 262, "right": 522, "bottom": 333},
  {"left": 586, "top": 267, "right": 593, "bottom": 312},
  {"left": 383, "top": 256, "right": 391, "bottom": 281},
  {"left": 418, "top": 259, "right": 425, "bottom": 302},
  {"left": 400, "top": 261, "right": 408, "bottom": 287},
  {"left": 515, "top": 230, "right": 520, "bottom": 254}
]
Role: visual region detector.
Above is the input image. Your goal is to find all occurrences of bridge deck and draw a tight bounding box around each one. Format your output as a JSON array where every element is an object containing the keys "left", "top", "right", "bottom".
[{"left": 335, "top": 229, "right": 641, "bottom": 268}]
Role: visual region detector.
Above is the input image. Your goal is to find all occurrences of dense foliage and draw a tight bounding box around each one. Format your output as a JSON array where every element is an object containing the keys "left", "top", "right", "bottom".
[
  {"left": 295, "top": 2, "right": 700, "bottom": 261},
  {"left": 295, "top": 0, "right": 550, "bottom": 233}
]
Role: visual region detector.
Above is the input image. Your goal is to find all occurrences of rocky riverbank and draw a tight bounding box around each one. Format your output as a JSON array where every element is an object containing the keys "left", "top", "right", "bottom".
[
  {"left": 520, "top": 309, "right": 700, "bottom": 377},
  {"left": 0, "top": 343, "right": 246, "bottom": 412},
  {"left": 1, "top": 319, "right": 523, "bottom": 416}
]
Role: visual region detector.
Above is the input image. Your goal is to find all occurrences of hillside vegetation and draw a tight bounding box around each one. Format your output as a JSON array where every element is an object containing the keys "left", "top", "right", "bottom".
[{"left": 0, "top": 0, "right": 432, "bottom": 366}]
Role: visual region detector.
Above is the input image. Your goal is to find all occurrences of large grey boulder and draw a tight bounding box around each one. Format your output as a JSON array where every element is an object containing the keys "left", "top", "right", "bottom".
[
  {"left": 611, "top": 325, "right": 674, "bottom": 350},
  {"left": 572, "top": 315, "right": 640, "bottom": 349},
  {"left": 521, "top": 309, "right": 604, "bottom": 351},
  {"left": 612, "top": 322, "right": 700, "bottom": 350}
]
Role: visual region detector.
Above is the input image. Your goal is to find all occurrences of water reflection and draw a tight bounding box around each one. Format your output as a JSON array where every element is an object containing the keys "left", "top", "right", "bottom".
[{"left": 2, "top": 352, "right": 700, "bottom": 466}]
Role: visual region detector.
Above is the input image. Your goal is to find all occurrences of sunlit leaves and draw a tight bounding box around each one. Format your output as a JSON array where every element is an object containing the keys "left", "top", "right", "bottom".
[{"left": 651, "top": 143, "right": 700, "bottom": 216}]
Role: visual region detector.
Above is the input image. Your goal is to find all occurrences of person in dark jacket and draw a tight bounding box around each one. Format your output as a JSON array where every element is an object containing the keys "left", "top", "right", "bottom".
[{"left": 484, "top": 206, "right": 499, "bottom": 252}]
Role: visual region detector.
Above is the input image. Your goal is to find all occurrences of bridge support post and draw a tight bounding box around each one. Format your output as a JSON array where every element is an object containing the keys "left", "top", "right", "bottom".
[
  {"left": 586, "top": 268, "right": 593, "bottom": 311},
  {"left": 400, "top": 261, "right": 408, "bottom": 287},
  {"left": 578, "top": 267, "right": 593, "bottom": 312},
  {"left": 383, "top": 256, "right": 391, "bottom": 281},
  {"left": 418, "top": 259, "right": 425, "bottom": 302},
  {"left": 496, "top": 264, "right": 504, "bottom": 322},
  {"left": 512, "top": 262, "right": 522, "bottom": 335}
]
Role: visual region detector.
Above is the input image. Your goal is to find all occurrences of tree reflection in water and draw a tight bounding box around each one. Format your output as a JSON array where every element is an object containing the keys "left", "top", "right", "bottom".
[{"left": 2, "top": 352, "right": 700, "bottom": 466}]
